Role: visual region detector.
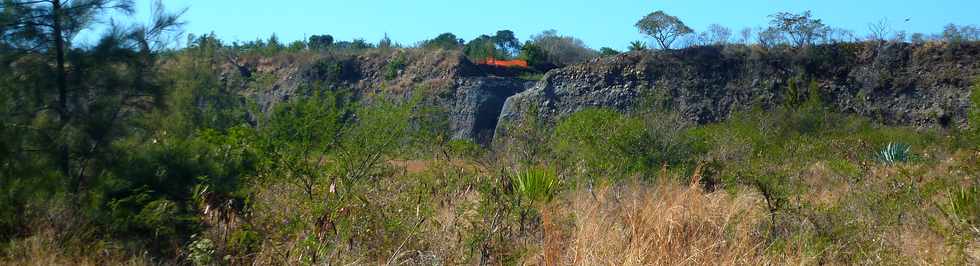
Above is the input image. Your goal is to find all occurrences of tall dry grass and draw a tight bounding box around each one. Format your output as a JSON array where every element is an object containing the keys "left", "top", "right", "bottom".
[
  {"left": 0, "top": 229, "right": 153, "bottom": 266},
  {"left": 555, "top": 179, "right": 770, "bottom": 265}
]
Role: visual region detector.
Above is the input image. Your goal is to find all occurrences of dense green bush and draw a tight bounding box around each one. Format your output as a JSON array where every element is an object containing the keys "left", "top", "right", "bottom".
[
  {"left": 1, "top": 6, "right": 977, "bottom": 264},
  {"left": 551, "top": 108, "right": 693, "bottom": 182}
]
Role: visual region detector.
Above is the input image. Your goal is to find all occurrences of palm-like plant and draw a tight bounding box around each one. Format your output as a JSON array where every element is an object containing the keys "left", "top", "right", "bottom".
[
  {"left": 510, "top": 166, "right": 560, "bottom": 265},
  {"left": 876, "top": 142, "right": 911, "bottom": 164},
  {"left": 511, "top": 166, "right": 559, "bottom": 204},
  {"left": 629, "top": 40, "right": 648, "bottom": 51}
]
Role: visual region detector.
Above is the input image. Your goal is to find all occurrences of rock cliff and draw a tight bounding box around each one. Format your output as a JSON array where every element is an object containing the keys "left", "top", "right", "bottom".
[
  {"left": 220, "top": 42, "right": 980, "bottom": 145},
  {"left": 497, "top": 42, "right": 980, "bottom": 141}
]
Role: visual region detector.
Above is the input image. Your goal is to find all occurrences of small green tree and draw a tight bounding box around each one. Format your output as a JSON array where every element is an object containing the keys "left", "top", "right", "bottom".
[
  {"left": 257, "top": 85, "right": 350, "bottom": 200},
  {"left": 336, "top": 97, "right": 416, "bottom": 190},
  {"left": 635, "top": 11, "right": 693, "bottom": 50},
  {"left": 519, "top": 41, "right": 551, "bottom": 70}
]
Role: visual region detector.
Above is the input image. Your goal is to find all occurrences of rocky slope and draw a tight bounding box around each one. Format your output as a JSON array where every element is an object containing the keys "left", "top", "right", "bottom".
[
  {"left": 497, "top": 42, "right": 980, "bottom": 141},
  {"left": 223, "top": 49, "right": 533, "bottom": 143},
  {"left": 222, "top": 42, "right": 979, "bottom": 145}
]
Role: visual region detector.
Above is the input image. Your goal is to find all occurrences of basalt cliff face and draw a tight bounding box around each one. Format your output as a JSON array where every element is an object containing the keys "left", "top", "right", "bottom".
[
  {"left": 221, "top": 49, "right": 533, "bottom": 143},
  {"left": 222, "top": 42, "right": 980, "bottom": 145},
  {"left": 497, "top": 42, "right": 980, "bottom": 140}
]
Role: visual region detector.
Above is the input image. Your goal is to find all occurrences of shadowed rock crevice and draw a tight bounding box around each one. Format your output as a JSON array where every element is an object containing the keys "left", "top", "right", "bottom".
[{"left": 450, "top": 77, "right": 534, "bottom": 144}]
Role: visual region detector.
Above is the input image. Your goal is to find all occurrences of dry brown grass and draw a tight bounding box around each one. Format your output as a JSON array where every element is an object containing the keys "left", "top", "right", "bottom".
[
  {"left": 551, "top": 179, "right": 769, "bottom": 265},
  {"left": 5, "top": 152, "right": 973, "bottom": 265},
  {"left": 0, "top": 228, "right": 153, "bottom": 266}
]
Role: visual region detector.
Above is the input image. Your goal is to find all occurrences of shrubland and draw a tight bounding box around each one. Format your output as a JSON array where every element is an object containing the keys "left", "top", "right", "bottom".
[
  {"left": 3, "top": 68, "right": 977, "bottom": 263},
  {"left": 1, "top": 2, "right": 978, "bottom": 265}
]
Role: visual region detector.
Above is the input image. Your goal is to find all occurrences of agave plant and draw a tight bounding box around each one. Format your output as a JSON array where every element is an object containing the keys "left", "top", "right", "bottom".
[
  {"left": 511, "top": 166, "right": 559, "bottom": 204},
  {"left": 876, "top": 142, "right": 911, "bottom": 164}
]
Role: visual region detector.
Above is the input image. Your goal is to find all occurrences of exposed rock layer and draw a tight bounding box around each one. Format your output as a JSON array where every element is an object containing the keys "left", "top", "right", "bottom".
[
  {"left": 222, "top": 43, "right": 980, "bottom": 144},
  {"left": 497, "top": 42, "right": 980, "bottom": 140}
]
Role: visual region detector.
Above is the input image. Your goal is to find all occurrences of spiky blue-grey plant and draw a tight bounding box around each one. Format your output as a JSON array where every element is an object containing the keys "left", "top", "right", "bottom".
[{"left": 876, "top": 142, "right": 911, "bottom": 164}]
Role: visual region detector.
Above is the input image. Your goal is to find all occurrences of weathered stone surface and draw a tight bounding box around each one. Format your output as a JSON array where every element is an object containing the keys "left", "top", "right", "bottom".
[
  {"left": 220, "top": 43, "right": 979, "bottom": 145},
  {"left": 497, "top": 43, "right": 980, "bottom": 141},
  {"left": 223, "top": 49, "right": 531, "bottom": 143},
  {"left": 449, "top": 77, "right": 534, "bottom": 143}
]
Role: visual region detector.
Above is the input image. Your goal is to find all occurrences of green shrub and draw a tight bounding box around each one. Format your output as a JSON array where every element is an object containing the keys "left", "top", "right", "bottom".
[
  {"left": 447, "top": 139, "right": 485, "bottom": 159},
  {"left": 552, "top": 108, "right": 694, "bottom": 182},
  {"left": 336, "top": 97, "right": 416, "bottom": 187},
  {"left": 188, "top": 236, "right": 216, "bottom": 265},
  {"left": 311, "top": 58, "right": 358, "bottom": 83},
  {"left": 785, "top": 77, "right": 803, "bottom": 107},
  {"left": 552, "top": 108, "right": 645, "bottom": 180},
  {"left": 384, "top": 53, "right": 407, "bottom": 80}
]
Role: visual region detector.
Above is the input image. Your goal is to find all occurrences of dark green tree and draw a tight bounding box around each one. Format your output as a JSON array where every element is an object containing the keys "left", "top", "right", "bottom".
[
  {"left": 308, "top": 34, "right": 334, "bottom": 49},
  {"left": 421, "top": 32, "right": 463, "bottom": 50},
  {"left": 464, "top": 34, "right": 498, "bottom": 61},
  {"left": 0, "top": 0, "right": 185, "bottom": 195},
  {"left": 492, "top": 29, "right": 520, "bottom": 56},
  {"left": 600, "top": 47, "right": 621, "bottom": 56}
]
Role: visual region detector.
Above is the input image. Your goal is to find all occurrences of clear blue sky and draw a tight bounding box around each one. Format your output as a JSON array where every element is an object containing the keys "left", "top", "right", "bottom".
[{"left": 86, "top": 0, "right": 980, "bottom": 50}]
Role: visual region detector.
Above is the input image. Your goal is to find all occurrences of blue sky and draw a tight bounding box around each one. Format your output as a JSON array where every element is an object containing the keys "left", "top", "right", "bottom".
[{"left": 86, "top": 0, "right": 980, "bottom": 50}]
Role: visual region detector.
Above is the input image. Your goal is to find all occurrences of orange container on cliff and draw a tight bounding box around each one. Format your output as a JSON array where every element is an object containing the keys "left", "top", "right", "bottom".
[{"left": 477, "top": 57, "right": 529, "bottom": 68}]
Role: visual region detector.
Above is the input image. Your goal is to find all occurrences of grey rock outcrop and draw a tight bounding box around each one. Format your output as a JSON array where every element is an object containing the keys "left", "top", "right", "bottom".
[
  {"left": 223, "top": 49, "right": 532, "bottom": 143},
  {"left": 497, "top": 43, "right": 980, "bottom": 141},
  {"left": 449, "top": 77, "right": 534, "bottom": 143},
  {"left": 219, "top": 42, "right": 979, "bottom": 145}
]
